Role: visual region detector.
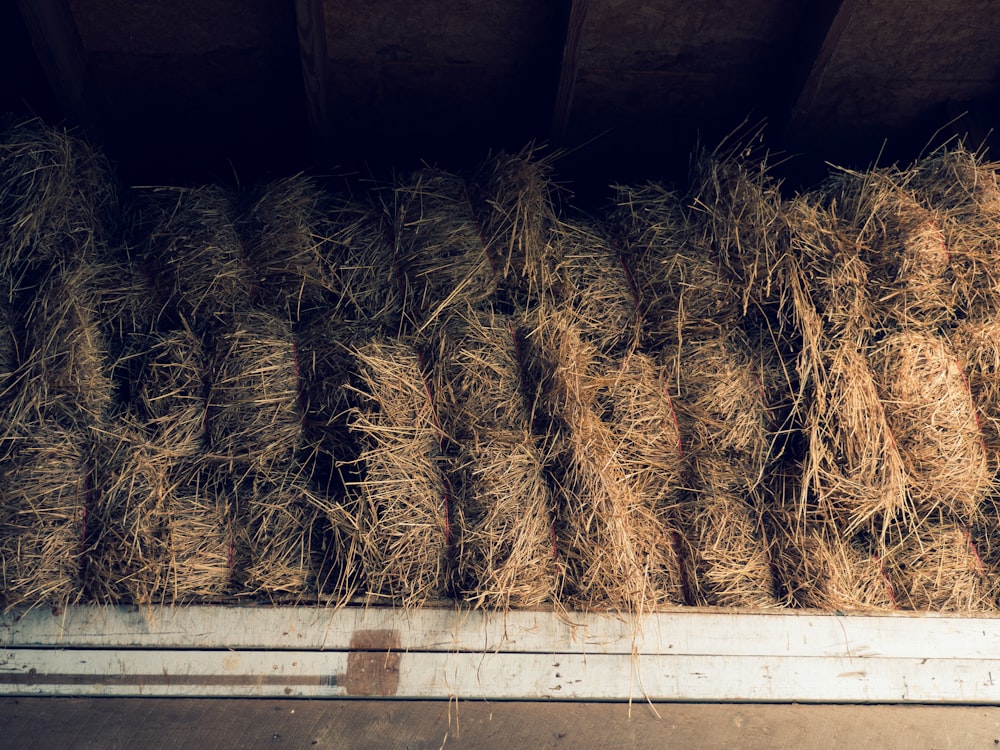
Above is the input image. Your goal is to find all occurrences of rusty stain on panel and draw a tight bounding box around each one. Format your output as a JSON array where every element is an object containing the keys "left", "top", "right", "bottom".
[{"left": 341, "top": 629, "right": 401, "bottom": 697}]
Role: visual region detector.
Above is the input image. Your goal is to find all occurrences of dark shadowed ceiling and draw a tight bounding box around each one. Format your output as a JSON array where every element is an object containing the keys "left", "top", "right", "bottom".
[{"left": 5, "top": 0, "right": 1000, "bottom": 193}]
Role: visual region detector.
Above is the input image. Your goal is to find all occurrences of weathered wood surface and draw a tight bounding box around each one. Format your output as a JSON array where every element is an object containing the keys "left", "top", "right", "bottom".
[{"left": 4, "top": 698, "right": 1000, "bottom": 750}]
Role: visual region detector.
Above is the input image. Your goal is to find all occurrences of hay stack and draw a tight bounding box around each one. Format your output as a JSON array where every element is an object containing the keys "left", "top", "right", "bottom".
[
  {"left": 206, "top": 311, "right": 302, "bottom": 472},
  {"left": 242, "top": 175, "right": 337, "bottom": 321},
  {"left": 535, "top": 309, "right": 684, "bottom": 611},
  {"left": 433, "top": 309, "right": 557, "bottom": 608},
  {"left": 348, "top": 339, "right": 450, "bottom": 605},
  {"left": 0, "top": 298, "right": 17, "bottom": 386},
  {"left": 141, "top": 185, "right": 252, "bottom": 324},
  {"left": 470, "top": 147, "right": 561, "bottom": 307},
  {"left": 954, "top": 317, "right": 1000, "bottom": 475},
  {"left": 0, "top": 119, "right": 117, "bottom": 285},
  {"left": 0, "top": 425, "right": 90, "bottom": 607},
  {"left": 391, "top": 169, "right": 496, "bottom": 329},
  {"left": 873, "top": 330, "right": 990, "bottom": 520}
]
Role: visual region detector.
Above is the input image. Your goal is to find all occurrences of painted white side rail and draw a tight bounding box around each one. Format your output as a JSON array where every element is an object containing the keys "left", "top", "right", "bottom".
[{"left": 2, "top": 606, "right": 1000, "bottom": 702}]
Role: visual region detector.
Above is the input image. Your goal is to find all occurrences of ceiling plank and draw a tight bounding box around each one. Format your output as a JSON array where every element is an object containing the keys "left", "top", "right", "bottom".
[
  {"left": 294, "top": 0, "right": 331, "bottom": 164},
  {"left": 17, "top": 0, "right": 103, "bottom": 135},
  {"left": 785, "top": 0, "right": 858, "bottom": 135},
  {"left": 550, "top": 0, "right": 590, "bottom": 142}
]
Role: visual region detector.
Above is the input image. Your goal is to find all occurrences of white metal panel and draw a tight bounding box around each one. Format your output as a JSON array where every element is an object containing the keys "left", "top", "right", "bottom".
[
  {"left": 4, "top": 605, "right": 1000, "bottom": 658},
  {"left": 3, "top": 647, "right": 1000, "bottom": 702}
]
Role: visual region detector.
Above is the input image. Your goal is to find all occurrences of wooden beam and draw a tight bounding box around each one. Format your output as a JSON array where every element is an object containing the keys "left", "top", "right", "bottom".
[
  {"left": 16, "top": 0, "right": 103, "bottom": 135},
  {"left": 294, "top": 0, "right": 331, "bottom": 164},
  {"left": 780, "top": 0, "right": 859, "bottom": 138},
  {"left": 550, "top": 0, "right": 590, "bottom": 142}
]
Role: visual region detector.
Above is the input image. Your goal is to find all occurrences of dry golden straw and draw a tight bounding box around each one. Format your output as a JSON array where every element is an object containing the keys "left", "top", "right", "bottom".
[
  {"left": 0, "top": 425, "right": 89, "bottom": 608},
  {"left": 347, "top": 339, "right": 450, "bottom": 606}
]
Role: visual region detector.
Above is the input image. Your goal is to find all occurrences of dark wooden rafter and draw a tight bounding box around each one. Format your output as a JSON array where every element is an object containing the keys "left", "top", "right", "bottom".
[
  {"left": 783, "top": 0, "right": 858, "bottom": 136},
  {"left": 550, "top": 0, "right": 590, "bottom": 142},
  {"left": 17, "top": 0, "right": 103, "bottom": 135},
  {"left": 295, "top": 0, "right": 332, "bottom": 164}
]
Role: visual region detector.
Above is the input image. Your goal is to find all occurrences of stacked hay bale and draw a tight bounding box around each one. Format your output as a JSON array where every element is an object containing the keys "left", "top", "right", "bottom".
[
  {"left": 611, "top": 174, "right": 781, "bottom": 609},
  {"left": 773, "top": 158, "right": 998, "bottom": 611},
  {"left": 0, "top": 121, "right": 120, "bottom": 609}
]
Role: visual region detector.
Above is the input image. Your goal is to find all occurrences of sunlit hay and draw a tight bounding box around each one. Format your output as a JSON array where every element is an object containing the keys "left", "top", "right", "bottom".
[
  {"left": 550, "top": 218, "right": 638, "bottom": 356},
  {"left": 140, "top": 185, "right": 253, "bottom": 323},
  {"left": 0, "top": 119, "right": 117, "bottom": 286},
  {"left": 687, "top": 146, "right": 786, "bottom": 312},
  {"left": 883, "top": 515, "right": 993, "bottom": 611},
  {"left": 242, "top": 174, "right": 338, "bottom": 322},
  {"left": 325, "top": 196, "right": 402, "bottom": 331},
  {"left": 239, "top": 474, "right": 328, "bottom": 600},
  {"left": 391, "top": 169, "right": 497, "bottom": 331},
  {"left": 953, "top": 317, "right": 1000, "bottom": 475},
  {"left": 907, "top": 146, "right": 1000, "bottom": 318},
  {"left": 664, "top": 330, "right": 772, "bottom": 497},
  {"left": 775, "top": 519, "right": 896, "bottom": 611},
  {"left": 455, "top": 430, "right": 556, "bottom": 609},
  {"left": 680, "top": 491, "right": 778, "bottom": 608},
  {"left": 783, "top": 195, "right": 877, "bottom": 346},
  {"left": 470, "top": 146, "right": 562, "bottom": 307},
  {"left": 873, "top": 330, "right": 990, "bottom": 520},
  {"left": 537, "top": 308, "right": 683, "bottom": 612},
  {"left": 803, "top": 340, "right": 908, "bottom": 533},
  {"left": 133, "top": 325, "right": 208, "bottom": 458},
  {"left": 165, "top": 471, "right": 234, "bottom": 602},
  {"left": 0, "top": 424, "right": 89, "bottom": 608},
  {"left": 88, "top": 429, "right": 171, "bottom": 605},
  {"left": 432, "top": 306, "right": 529, "bottom": 439},
  {"left": 610, "top": 182, "right": 740, "bottom": 345},
  {"left": 206, "top": 311, "right": 303, "bottom": 472},
  {"left": 347, "top": 339, "right": 450, "bottom": 606},
  {"left": 18, "top": 259, "right": 115, "bottom": 426}
]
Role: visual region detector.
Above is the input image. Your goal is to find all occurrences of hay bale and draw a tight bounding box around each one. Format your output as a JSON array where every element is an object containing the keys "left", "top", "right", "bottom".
[
  {"left": 0, "top": 119, "right": 117, "bottom": 285},
  {"left": 456, "top": 431, "right": 556, "bottom": 608},
  {"left": 611, "top": 182, "right": 740, "bottom": 345},
  {"left": 953, "top": 317, "right": 1000, "bottom": 474},
  {"left": 238, "top": 474, "right": 327, "bottom": 600},
  {"left": 140, "top": 185, "right": 252, "bottom": 324},
  {"left": 391, "top": 168, "right": 497, "bottom": 329},
  {"left": 242, "top": 175, "right": 338, "bottom": 321},
  {"left": 883, "top": 516, "right": 993, "bottom": 611},
  {"left": 432, "top": 306, "right": 530, "bottom": 438},
  {"left": 206, "top": 311, "right": 302, "bottom": 471},
  {"left": 0, "top": 425, "right": 89, "bottom": 607},
  {"left": 0, "top": 298, "right": 17, "bottom": 386},
  {"left": 773, "top": 519, "right": 896, "bottom": 611},
  {"left": 133, "top": 325, "right": 208, "bottom": 458},
  {"left": 687, "top": 148, "right": 786, "bottom": 311},
  {"left": 470, "top": 146, "right": 561, "bottom": 307},
  {"left": 873, "top": 330, "right": 990, "bottom": 520},
  {"left": 535, "top": 310, "right": 684, "bottom": 611},
  {"left": 17, "top": 259, "right": 115, "bottom": 426},
  {"left": 165, "top": 471, "right": 234, "bottom": 602},
  {"left": 802, "top": 340, "right": 908, "bottom": 532},
  {"left": 88, "top": 429, "right": 171, "bottom": 605},
  {"left": 552, "top": 218, "right": 638, "bottom": 355},
  {"left": 680, "top": 491, "right": 777, "bottom": 608},
  {"left": 324, "top": 197, "right": 402, "bottom": 331},
  {"left": 665, "top": 330, "right": 773, "bottom": 497},
  {"left": 348, "top": 339, "right": 450, "bottom": 605}
]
